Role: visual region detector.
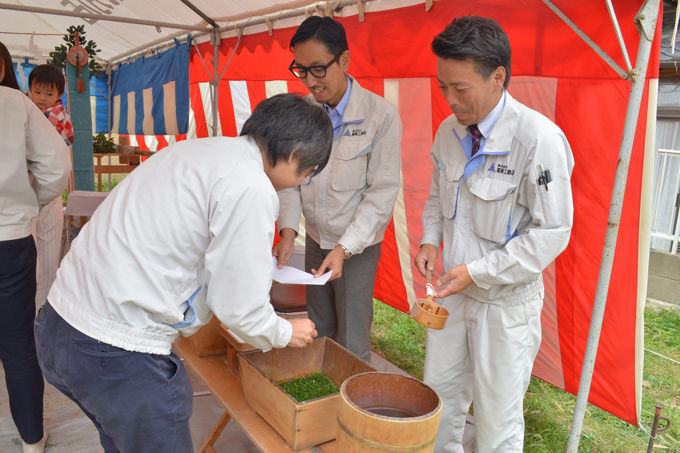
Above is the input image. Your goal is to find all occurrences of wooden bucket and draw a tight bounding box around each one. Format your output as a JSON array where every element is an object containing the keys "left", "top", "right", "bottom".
[{"left": 337, "top": 372, "right": 442, "bottom": 452}]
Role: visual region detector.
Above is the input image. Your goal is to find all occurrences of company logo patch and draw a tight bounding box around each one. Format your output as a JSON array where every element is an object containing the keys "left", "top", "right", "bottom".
[
  {"left": 487, "top": 163, "right": 515, "bottom": 175},
  {"left": 343, "top": 128, "right": 367, "bottom": 137}
]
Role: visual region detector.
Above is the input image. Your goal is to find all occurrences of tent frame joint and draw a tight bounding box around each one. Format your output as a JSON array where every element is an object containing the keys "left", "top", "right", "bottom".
[
  {"left": 356, "top": 0, "right": 366, "bottom": 22},
  {"left": 625, "top": 67, "right": 642, "bottom": 82},
  {"left": 210, "top": 29, "right": 219, "bottom": 46},
  {"left": 636, "top": 0, "right": 658, "bottom": 41}
]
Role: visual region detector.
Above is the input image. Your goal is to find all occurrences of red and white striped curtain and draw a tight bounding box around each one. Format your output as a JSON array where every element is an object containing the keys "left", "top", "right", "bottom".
[{"left": 130, "top": 0, "right": 661, "bottom": 426}]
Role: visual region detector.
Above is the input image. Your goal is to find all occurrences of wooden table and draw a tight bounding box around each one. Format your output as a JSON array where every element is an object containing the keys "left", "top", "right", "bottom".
[
  {"left": 174, "top": 337, "right": 336, "bottom": 453},
  {"left": 93, "top": 153, "right": 139, "bottom": 192}
]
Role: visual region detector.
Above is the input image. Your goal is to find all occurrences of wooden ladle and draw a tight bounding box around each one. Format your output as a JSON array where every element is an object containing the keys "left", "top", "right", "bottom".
[{"left": 409, "top": 269, "right": 449, "bottom": 329}]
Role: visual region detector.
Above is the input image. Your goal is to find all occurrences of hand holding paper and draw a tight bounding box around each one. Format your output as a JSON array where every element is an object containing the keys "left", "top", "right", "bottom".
[{"left": 272, "top": 257, "right": 331, "bottom": 285}]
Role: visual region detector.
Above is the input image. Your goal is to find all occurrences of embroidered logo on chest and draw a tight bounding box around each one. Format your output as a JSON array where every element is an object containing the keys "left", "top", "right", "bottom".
[
  {"left": 488, "top": 163, "right": 515, "bottom": 175},
  {"left": 343, "top": 129, "right": 367, "bottom": 137}
]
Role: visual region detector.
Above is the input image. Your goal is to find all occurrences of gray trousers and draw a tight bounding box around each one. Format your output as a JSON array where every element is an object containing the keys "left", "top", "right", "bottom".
[{"left": 305, "top": 236, "right": 381, "bottom": 361}]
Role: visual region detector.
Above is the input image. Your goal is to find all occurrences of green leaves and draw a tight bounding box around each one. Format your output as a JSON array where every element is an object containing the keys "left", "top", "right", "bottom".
[
  {"left": 278, "top": 372, "right": 339, "bottom": 402},
  {"left": 92, "top": 132, "right": 115, "bottom": 153},
  {"left": 48, "top": 25, "right": 103, "bottom": 79}
]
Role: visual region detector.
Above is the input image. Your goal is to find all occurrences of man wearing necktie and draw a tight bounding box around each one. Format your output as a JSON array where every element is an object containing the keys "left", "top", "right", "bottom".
[{"left": 415, "top": 16, "right": 575, "bottom": 452}]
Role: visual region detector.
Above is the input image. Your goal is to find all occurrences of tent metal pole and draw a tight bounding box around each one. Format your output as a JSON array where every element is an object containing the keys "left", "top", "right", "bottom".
[
  {"left": 213, "top": 0, "right": 374, "bottom": 28},
  {"left": 566, "top": 1, "right": 659, "bottom": 451},
  {"left": 216, "top": 32, "right": 243, "bottom": 89},
  {"left": 106, "top": 64, "right": 112, "bottom": 139},
  {"left": 192, "top": 40, "right": 213, "bottom": 81},
  {"left": 108, "top": 0, "right": 382, "bottom": 65},
  {"left": 605, "top": 0, "right": 633, "bottom": 71},
  {"left": 541, "top": 0, "right": 627, "bottom": 79},
  {"left": 0, "top": 3, "right": 208, "bottom": 31},
  {"left": 179, "top": 0, "right": 219, "bottom": 28},
  {"left": 211, "top": 30, "right": 220, "bottom": 137}
]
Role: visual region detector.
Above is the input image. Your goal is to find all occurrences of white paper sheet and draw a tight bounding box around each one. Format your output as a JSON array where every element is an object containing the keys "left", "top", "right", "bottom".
[{"left": 272, "top": 257, "right": 331, "bottom": 285}]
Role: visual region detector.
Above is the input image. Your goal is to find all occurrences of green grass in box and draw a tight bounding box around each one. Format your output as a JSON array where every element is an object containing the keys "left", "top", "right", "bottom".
[{"left": 278, "top": 372, "right": 339, "bottom": 402}]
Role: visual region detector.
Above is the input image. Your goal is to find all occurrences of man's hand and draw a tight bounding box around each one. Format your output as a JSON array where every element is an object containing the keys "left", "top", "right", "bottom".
[
  {"left": 415, "top": 243, "right": 438, "bottom": 277},
  {"left": 434, "top": 264, "right": 473, "bottom": 298},
  {"left": 312, "top": 246, "right": 344, "bottom": 281},
  {"left": 286, "top": 318, "right": 318, "bottom": 347},
  {"left": 272, "top": 228, "right": 296, "bottom": 269}
]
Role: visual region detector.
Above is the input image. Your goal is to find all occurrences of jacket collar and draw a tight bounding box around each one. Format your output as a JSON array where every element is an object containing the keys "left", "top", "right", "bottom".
[
  {"left": 451, "top": 92, "right": 518, "bottom": 155},
  {"left": 339, "top": 74, "right": 366, "bottom": 124},
  {"left": 307, "top": 74, "right": 366, "bottom": 125}
]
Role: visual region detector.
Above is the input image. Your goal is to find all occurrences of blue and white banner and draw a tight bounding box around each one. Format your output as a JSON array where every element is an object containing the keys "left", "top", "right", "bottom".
[
  {"left": 90, "top": 72, "right": 109, "bottom": 134},
  {"left": 13, "top": 60, "right": 36, "bottom": 91},
  {"left": 111, "top": 42, "right": 190, "bottom": 135}
]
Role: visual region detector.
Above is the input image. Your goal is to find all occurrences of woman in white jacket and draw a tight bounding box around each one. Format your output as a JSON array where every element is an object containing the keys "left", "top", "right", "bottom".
[{"left": 0, "top": 41, "right": 71, "bottom": 453}]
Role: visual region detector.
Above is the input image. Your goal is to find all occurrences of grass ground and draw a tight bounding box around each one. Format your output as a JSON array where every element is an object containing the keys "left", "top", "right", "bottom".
[
  {"left": 95, "top": 173, "right": 126, "bottom": 192},
  {"left": 370, "top": 301, "right": 680, "bottom": 452}
]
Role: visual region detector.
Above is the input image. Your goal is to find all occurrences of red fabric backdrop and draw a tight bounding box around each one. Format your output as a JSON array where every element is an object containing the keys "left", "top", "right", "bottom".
[{"left": 185, "top": 0, "right": 661, "bottom": 425}]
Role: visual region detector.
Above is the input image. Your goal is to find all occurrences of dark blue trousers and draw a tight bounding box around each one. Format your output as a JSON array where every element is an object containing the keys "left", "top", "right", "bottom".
[
  {"left": 0, "top": 236, "right": 44, "bottom": 444},
  {"left": 35, "top": 302, "right": 194, "bottom": 453}
]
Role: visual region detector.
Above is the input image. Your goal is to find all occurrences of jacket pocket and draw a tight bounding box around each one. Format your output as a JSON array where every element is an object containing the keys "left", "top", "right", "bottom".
[
  {"left": 331, "top": 140, "right": 370, "bottom": 191},
  {"left": 152, "top": 352, "right": 184, "bottom": 384},
  {"left": 469, "top": 177, "right": 517, "bottom": 243},
  {"left": 438, "top": 160, "right": 465, "bottom": 219}
]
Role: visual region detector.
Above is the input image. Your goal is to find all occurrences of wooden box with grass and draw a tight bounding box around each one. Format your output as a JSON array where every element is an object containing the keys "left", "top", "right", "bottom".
[{"left": 238, "top": 337, "right": 376, "bottom": 450}]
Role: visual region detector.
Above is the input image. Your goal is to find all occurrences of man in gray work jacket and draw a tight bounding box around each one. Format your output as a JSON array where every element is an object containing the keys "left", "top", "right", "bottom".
[
  {"left": 415, "top": 16, "right": 574, "bottom": 452},
  {"left": 275, "top": 16, "right": 401, "bottom": 362}
]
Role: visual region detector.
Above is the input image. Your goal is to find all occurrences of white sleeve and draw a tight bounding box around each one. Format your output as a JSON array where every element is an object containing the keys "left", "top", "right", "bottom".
[
  {"left": 421, "top": 131, "right": 445, "bottom": 248},
  {"left": 276, "top": 186, "right": 302, "bottom": 234},
  {"left": 25, "top": 97, "right": 71, "bottom": 205},
  {"left": 204, "top": 176, "right": 292, "bottom": 351}
]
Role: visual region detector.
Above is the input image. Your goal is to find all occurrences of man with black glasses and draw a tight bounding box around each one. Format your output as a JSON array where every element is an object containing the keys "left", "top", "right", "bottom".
[{"left": 274, "top": 16, "right": 402, "bottom": 362}]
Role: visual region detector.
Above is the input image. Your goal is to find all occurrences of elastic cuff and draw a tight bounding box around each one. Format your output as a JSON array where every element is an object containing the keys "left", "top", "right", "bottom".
[{"left": 466, "top": 260, "right": 491, "bottom": 290}]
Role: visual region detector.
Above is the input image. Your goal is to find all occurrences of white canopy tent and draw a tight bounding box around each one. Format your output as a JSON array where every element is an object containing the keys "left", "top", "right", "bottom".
[{"left": 1, "top": 0, "right": 424, "bottom": 64}]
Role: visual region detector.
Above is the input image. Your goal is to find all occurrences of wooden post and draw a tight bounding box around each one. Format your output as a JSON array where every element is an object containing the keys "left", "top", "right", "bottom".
[{"left": 67, "top": 62, "right": 94, "bottom": 190}]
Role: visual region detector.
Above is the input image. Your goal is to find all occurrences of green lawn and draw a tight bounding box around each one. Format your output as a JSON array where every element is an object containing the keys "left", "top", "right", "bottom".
[{"left": 370, "top": 301, "right": 680, "bottom": 452}]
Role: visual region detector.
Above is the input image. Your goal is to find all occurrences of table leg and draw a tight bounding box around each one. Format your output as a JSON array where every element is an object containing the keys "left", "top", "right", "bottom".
[{"left": 198, "top": 411, "right": 231, "bottom": 453}]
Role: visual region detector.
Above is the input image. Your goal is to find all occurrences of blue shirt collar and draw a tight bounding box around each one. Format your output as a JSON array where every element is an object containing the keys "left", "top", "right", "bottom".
[
  {"left": 476, "top": 90, "right": 506, "bottom": 139},
  {"left": 454, "top": 90, "right": 507, "bottom": 163},
  {"left": 323, "top": 75, "right": 352, "bottom": 137}
]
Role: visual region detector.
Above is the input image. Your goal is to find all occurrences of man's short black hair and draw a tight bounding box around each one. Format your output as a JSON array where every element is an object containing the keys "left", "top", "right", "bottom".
[
  {"left": 432, "top": 16, "right": 512, "bottom": 89},
  {"left": 240, "top": 93, "right": 332, "bottom": 177},
  {"left": 289, "top": 16, "right": 349, "bottom": 57},
  {"left": 29, "top": 64, "right": 66, "bottom": 95}
]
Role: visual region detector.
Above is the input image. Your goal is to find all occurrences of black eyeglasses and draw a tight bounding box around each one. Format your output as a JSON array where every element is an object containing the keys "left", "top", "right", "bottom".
[{"left": 289, "top": 54, "right": 341, "bottom": 79}]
